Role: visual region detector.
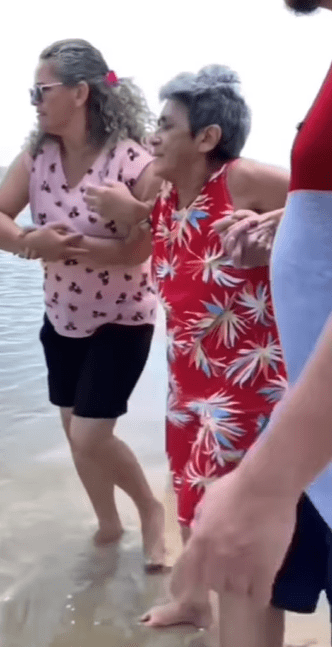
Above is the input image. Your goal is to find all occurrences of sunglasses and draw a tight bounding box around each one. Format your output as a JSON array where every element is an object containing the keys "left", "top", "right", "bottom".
[{"left": 29, "top": 82, "right": 63, "bottom": 106}]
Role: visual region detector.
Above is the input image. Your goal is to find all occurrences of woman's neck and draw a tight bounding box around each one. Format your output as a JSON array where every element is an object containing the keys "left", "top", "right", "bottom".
[
  {"left": 60, "top": 112, "right": 98, "bottom": 159},
  {"left": 175, "top": 158, "right": 223, "bottom": 210}
]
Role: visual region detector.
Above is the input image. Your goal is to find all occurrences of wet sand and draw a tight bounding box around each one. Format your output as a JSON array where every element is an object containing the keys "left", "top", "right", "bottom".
[
  {"left": 0, "top": 458, "right": 330, "bottom": 647},
  {"left": 0, "top": 232, "right": 330, "bottom": 646}
]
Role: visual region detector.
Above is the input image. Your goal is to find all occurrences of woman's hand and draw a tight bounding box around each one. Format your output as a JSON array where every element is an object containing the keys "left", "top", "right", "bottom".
[
  {"left": 19, "top": 224, "right": 89, "bottom": 262},
  {"left": 170, "top": 469, "right": 297, "bottom": 608},
  {"left": 214, "top": 209, "right": 282, "bottom": 268},
  {"left": 84, "top": 182, "right": 151, "bottom": 226}
]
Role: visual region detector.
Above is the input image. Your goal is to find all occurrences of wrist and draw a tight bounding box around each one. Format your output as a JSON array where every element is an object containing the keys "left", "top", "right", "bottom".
[
  {"left": 236, "top": 429, "right": 302, "bottom": 505},
  {"left": 132, "top": 199, "right": 152, "bottom": 225},
  {"left": 12, "top": 231, "right": 29, "bottom": 256}
]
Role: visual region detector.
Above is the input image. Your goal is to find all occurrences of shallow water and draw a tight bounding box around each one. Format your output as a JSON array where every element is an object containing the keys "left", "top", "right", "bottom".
[{"left": 0, "top": 212, "right": 329, "bottom": 646}]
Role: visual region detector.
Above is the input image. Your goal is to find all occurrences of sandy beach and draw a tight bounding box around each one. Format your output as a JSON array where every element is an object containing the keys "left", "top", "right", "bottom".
[
  {"left": 0, "top": 457, "right": 330, "bottom": 647},
  {"left": 0, "top": 234, "right": 330, "bottom": 647}
]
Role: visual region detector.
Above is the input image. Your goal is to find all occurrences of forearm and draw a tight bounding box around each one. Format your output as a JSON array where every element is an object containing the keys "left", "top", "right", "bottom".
[
  {"left": 0, "top": 212, "right": 26, "bottom": 254},
  {"left": 239, "top": 313, "right": 332, "bottom": 500},
  {"left": 82, "top": 229, "right": 152, "bottom": 267}
]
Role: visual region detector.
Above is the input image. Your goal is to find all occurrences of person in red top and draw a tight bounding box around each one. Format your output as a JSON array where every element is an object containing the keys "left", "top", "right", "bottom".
[
  {"left": 150, "top": 149, "right": 287, "bottom": 533},
  {"left": 88, "top": 64, "right": 290, "bottom": 641}
]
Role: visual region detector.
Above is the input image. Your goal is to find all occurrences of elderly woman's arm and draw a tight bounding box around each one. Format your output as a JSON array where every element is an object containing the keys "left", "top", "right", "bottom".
[{"left": 219, "top": 159, "right": 290, "bottom": 267}]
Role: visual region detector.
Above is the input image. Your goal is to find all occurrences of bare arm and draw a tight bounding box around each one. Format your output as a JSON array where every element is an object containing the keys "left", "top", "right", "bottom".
[
  {"left": 0, "top": 152, "right": 91, "bottom": 262},
  {"left": 80, "top": 227, "right": 152, "bottom": 267},
  {"left": 0, "top": 152, "right": 30, "bottom": 254},
  {"left": 219, "top": 160, "right": 289, "bottom": 267},
  {"left": 228, "top": 158, "right": 289, "bottom": 213}
]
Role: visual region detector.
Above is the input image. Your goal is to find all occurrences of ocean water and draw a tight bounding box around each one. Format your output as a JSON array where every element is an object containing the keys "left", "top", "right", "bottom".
[{"left": 0, "top": 211, "right": 208, "bottom": 647}]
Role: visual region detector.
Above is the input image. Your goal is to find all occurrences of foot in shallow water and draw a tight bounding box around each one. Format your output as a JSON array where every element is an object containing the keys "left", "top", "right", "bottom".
[
  {"left": 140, "top": 499, "right": 166, "bottom": 572},
  {"left": 139, "top": 599, "right": 212, "bottom": 628},
  {"left": 93, "top": 520, "right": 124, "bottom": 546}
]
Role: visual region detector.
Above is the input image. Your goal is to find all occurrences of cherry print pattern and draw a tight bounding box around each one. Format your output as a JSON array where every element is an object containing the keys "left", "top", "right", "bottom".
[
  {"left": 38, "top": 213, "right": 47, "bottom": 225},
  {"left": 29, "top": 139, "right": 156, "bottom": 337},
  {"left": 127, "top": 147, "right": 140, "bottom": 161},
  {"left": 69, "top": 207, "right": 79, "bottom": 219},
  {"left": 41, "top": 181, "right": 51, "bottom": 193}
]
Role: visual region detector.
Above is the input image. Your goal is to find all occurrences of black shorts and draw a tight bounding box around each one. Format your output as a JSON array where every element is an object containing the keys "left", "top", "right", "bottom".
[
  {"left": 272, "top": 493, "right": 332, "bottom": 614},
  {"left": 40, "top": 315, "right": 154, "bottom": 419}
]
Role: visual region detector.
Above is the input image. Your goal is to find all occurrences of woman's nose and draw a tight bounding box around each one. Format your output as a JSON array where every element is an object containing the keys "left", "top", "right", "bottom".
[{"left": 149, "top": 133, "right": 161, "bottom": 147}]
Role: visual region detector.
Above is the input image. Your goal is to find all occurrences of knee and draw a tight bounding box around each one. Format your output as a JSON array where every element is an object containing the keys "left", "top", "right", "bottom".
[
  {"left": 69, "top": 417, "right": 115, "bottom": 459},
  {"left": 69, "top": 431, "right": 98, "bottom": 462}
]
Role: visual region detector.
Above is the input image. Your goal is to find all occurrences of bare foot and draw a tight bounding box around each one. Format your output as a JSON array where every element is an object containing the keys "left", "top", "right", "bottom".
[
  {"left": 140, "top": 499, "right": 166, "bottom": 572},
  {"left": 140, "top": 599, "right": 212, "bottom": 628},
  {"left": 93, "top": 521, "right": 124, "bottom": 546}
]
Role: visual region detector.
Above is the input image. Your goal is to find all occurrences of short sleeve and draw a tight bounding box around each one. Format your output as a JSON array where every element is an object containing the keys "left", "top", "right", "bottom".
[{"left": 116, "top": 139, "right": 153, "bottom": 190}]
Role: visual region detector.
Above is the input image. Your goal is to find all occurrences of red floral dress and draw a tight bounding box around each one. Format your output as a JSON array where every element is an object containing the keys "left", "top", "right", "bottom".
[{"left": 151, "top": 163, "right": 287, "bottom": 526}]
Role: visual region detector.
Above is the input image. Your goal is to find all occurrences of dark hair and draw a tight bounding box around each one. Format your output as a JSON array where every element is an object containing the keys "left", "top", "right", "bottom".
[
  {"left": 160, "top": 65, "right": 251, "bottom": 162},
  {"left": 29, "top": 39, "right": 155, "bottom": 156}
]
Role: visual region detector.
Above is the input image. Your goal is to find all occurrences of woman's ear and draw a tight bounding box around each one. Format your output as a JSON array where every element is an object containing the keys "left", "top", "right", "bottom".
[
  {"left": 74, "top": 81, "right": 90, "bottom": 107},
  {"left": 197, "top": 125, "right": 222, "bottom": 154}
]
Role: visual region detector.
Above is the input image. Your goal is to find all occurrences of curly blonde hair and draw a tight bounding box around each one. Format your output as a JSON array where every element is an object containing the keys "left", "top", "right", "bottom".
[{"left": 28, "top": 39, "right": 155, "bottom": 157}]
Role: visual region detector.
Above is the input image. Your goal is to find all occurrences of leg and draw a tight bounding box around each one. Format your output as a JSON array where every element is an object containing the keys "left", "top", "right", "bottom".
[
  {"left": 218, "top": 593, "right": 284, "bottom": 647},
  {"left": 69, "top": 415, "right": 165, "bottom": 564},
  {"left": 64, "top": 411, "right": 123, "bottom": 543}
]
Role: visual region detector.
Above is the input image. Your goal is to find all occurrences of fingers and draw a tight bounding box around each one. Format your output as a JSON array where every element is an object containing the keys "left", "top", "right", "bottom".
[
  {"left": 214, "top": 210, "right": 259, "bottom": 235},
  {"left": 84, "top": 184, "right": 100, "bottom": 197},
  {"left": 63, "top": 247, "right": 89, "bottom": 256},
  {"left": 18, "top": 226, "right": 37, "bottom": 238},
  {"left": 20, "top": 247, "right": 39, "bottom": 260},
  {"left": 231, "top": 240, "right": 245, "bottom": 268},
  {"left": 249, "top": 569, "right": 274, "bottom": 608},
  {"left": 63, "top": 233, "right": 84, "bottom": 246},
  {"left": 47, "top": 223, "right": 73, "bottom": 233},
  {"left": 214, "top": 215, "right": 238, "bottom": 233}
]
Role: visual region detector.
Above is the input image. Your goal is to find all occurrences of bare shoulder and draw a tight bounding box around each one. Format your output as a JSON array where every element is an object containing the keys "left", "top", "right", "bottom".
[{"left": 228, "top": 158, "right": 290, "bottom": 212}]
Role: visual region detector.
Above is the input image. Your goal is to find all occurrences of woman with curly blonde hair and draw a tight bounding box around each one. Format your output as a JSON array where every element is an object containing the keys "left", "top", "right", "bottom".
[{"left": 0, "top": 39, "right": 164, "bottom": 566}]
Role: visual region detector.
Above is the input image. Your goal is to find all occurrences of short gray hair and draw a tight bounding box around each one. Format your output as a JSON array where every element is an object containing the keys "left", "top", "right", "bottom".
[
  {"left": 159, "top": 65, "right": 251, "bottom": 161},
  {"left": 29, "top": 39, "right": 155, "bottom": 156}
]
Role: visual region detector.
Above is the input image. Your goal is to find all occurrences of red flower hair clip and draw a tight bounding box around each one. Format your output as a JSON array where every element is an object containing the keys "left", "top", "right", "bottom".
[{"left": 104, "top": 70, "right": 119, "bottom": 87}]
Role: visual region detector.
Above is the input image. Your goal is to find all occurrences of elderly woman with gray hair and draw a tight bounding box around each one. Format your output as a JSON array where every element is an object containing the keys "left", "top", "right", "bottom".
[
  {"left": 90, "top": 65, "right": 292, "bottom": 645},
  {"left": 0, "top": 39, "right": 165, "bottom": 568}
]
